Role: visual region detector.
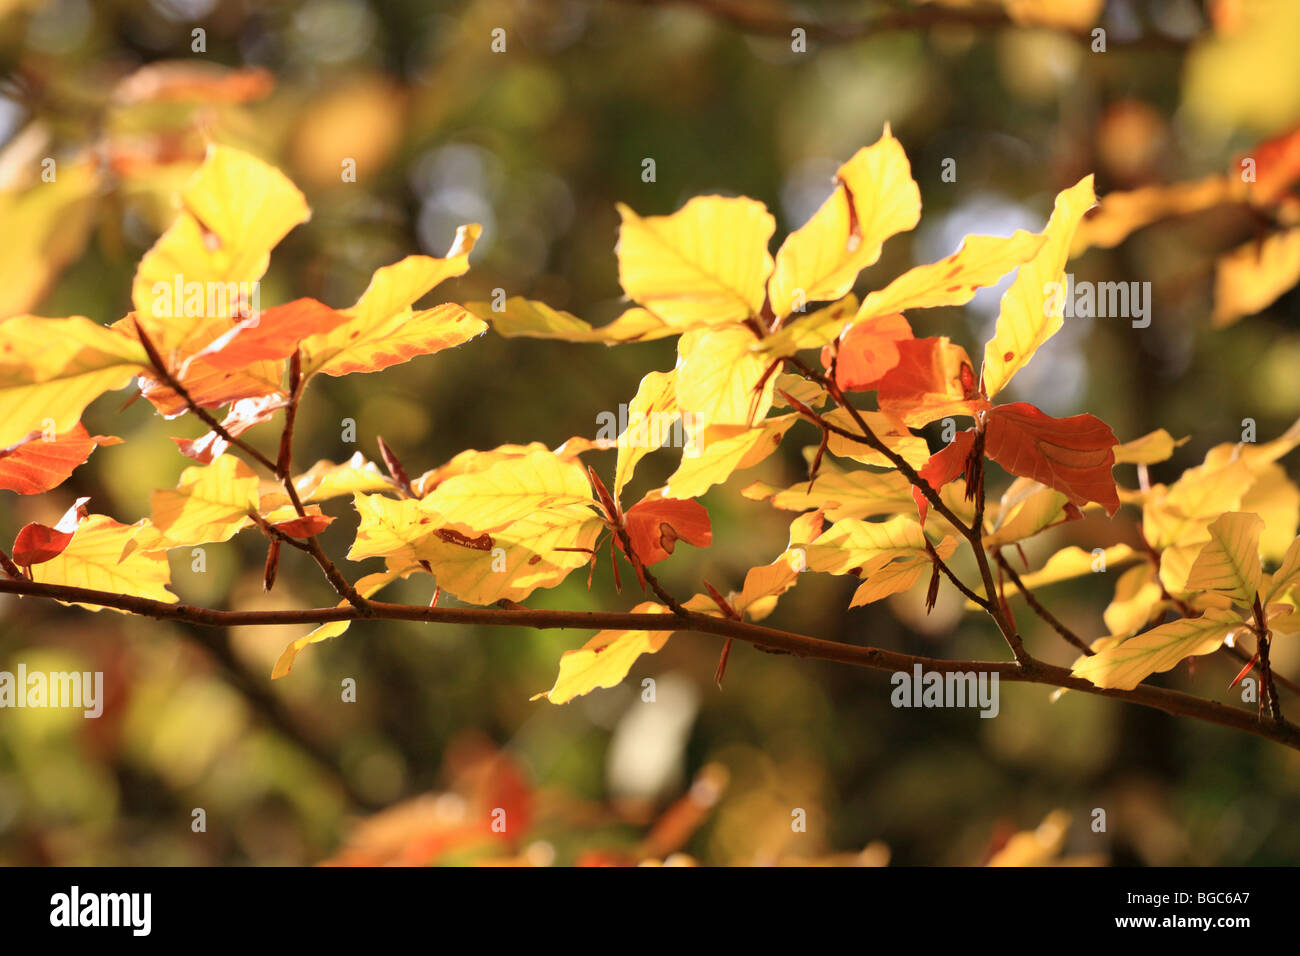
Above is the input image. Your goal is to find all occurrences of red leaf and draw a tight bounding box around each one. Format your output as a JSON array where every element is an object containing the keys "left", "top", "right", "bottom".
[
  {"left": 196, "top": 298, "right": 349, "bottom": 370},
  {"left": 984, "top": 402, "right": 1120, "bottom": 516},
  {"left": 820, "top": 313, "right": 912, "bottom": 391},
  {"left": 11, "top": 496, "right": 91, "bottom": 565},
  {"left": 12, "top": 524, "right": 74, "bottom": 565},
  {"left": 0, "top": 424, "right": 121, "bottom": 494},
  {"left": 623, "top": 496, "right": 712, "bottom": 566},
  {"left": 272, "top": 514, "right": 335, "bottom": 538},
  {"left": 911, "top": 428, "right": 976, "bottom": 523}
]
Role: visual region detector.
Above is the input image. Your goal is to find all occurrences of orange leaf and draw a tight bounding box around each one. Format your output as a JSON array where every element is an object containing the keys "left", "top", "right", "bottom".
[
  {"left": 984, "top": 402, "right": 1119, "bottom": 516},
  {"left": 875, "top": 337, "right": 989, "bottom": 427},
  {"left": 195, "top": 298, "right": 348, "bottom": 370},
  {"left": 623, "top": 496, "right": 712, "bottom": 566},
  {"left": 911, "top": 429, "right": 976, "bottom": 523},
  {"left": 12, "top": 524, "right": 74, "bottom": 565},
  {"left": 820, "top": 313, "right": 912, "bottom": 391},
  {"left": 0, "top": 424, "right": 121, "bottom": 494},
  {"left": 272, "top": 513, "right": 335, "bottom": 538},
  {"left": 11, "top": 496, "right": 89, "bottom": 565}
]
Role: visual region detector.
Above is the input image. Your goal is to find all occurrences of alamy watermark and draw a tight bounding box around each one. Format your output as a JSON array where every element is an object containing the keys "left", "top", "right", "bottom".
[
  {"left": 0, "top": 664, "right": 103, "bottom": 718},
  {"left": 150, "top": 275, "right": 261, "bottom": 323},
  {"left": 595, "top": 404, "right": 704, "bottom": 457},
  {"left": 890, "top": 664, "right": 999, "bottom": 718},
  {"left": 1044, "top": 273, "right": 1150, "bottom": 328}
]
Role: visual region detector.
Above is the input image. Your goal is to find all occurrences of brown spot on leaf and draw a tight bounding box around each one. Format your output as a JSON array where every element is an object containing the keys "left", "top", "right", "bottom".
[{"left": 434, "top": 527, "right": 493, "bottom": 550}]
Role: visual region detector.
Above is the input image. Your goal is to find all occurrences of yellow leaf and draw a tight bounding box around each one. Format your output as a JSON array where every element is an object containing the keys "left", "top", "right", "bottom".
[
  {"left": 742, "top": 457, "right": 914, "bottom": 522},
  {"left": 822, "top": 408, "right": 930, "bottom": 469},
  {"left": 533, "top": 602, "right": 673, "bottom": 704},
  {"left": 1070, "top": 176, "right": 1238, "bottom": 254},
  {"left": 984, "top": 482, "right": 1065, "bottom": 553},
  {"left": 981, "top": 176, "right": 1096, "bottom": 397},
  {"left": 664, "top": 414, "right": 797, "bottom": 500},
  {"left": 617, "top": 196, "right": 774, "bottom": 328},
  {"left": 144, "top": 456, "right": 261, "bottom": 548},
  {"left": 805, "top": 514, "right": 929, "bottom": 576},
  {"left": 0, "top": 155, "right": 100, "bottom": 320},
  {"left": 294, "top": 452, "right": 393, "bottom": 502},
  {"left": 414, "top": 448, "right": 603, "bottom": 604},
  {"left": 675, "top": 325, "right": 773, "bottom": 431},
  {"left": 1185, "top": 511, "right": 1264, "bottom": 606},
  {"left": 132, "top": 144, "right": 309, "bottom": 353},
  {"left": 466, "top": 296, "right": 677, "bottom": 344},
  {"left": 1240, "top": 463, "right": 1300, "bottom": 562},
  {"left": 1265, "top": 535, "right": 1300, "bottom": 604},
  {"left": 733, "top": 513, "right": 826, "bottom": 622},
  {"left": 763, "top": 231, "right": 1044, "bottom": 354},
  {"left": 30, "top": 515, "right": 177, "bottom": 609},
  {"left": 0, "top": 315, "right": 147, "bottom": 446},
  {"left": 1112, "top": 428, "right": 1187, "bottom": 465},
  {"left": 1104, "top": 563, "right": 1165, "bottom": 636},
  {"left": 1071, "top": 609, "right": 1241, "bottom": 691},
  {"left": 1212, "top": 228, "right": 1300, "bottom": 327},
  {"left": 348, "top": 492, "right": 432, "bottom": 565},
  {"left": 301, "top": 229, "right": 485, "bottom": 378},
  {"left": 850, "top": 534, "right": 958, "bottom": 607},
  {"left": 271, "top": 567, "right": 415, "bottom": 679},
  {"left": 766, "top": 128, "right": 920, "bottom": 319},
  {"left": 1000, "top": 544, "right": 1138, "bottom": 595},
  {"left": 614, "top": 369, "right": 679, "bottom": 498}
]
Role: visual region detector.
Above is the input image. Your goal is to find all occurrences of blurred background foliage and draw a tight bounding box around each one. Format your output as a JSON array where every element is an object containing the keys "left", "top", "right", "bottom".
[{"left": 1, "top": 0, "right": 1299, "bottom": 865}]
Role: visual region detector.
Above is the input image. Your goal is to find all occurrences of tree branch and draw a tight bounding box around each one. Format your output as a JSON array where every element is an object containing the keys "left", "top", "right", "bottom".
[{"left": 2, "top": 574, "right": 1298, "bottom": 751}]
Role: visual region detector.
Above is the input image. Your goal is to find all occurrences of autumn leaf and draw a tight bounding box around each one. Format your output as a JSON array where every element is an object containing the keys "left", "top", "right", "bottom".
[
  {"left": 30, "top": 514, "right": 177, "bottom": 609},
  {"left": 912, "top": 429, "right": 976, "bottom": 523},
  {"left": 767, "top": 127, "right": 920, "bottom": 320},
  {"left": 1212, "top": 228, "right": 1300, "bottom": 328},
  {"left": 623, "top": 493, "right": 712, "bottom": 566},
  {"left": 466, "top": 296, "right": 677, "bottom": 344},
  {"left": 820, "top": 313, "right": 913, "bottom": 391},
  {"left": 983, "top": 402, "right": 1120, "bottom": 516},
  {"left": 194, "top": 297, "right": 348, "bottom": 370},
  {"left": 1113, "top": 428, "right": 1187, "bottom": 465},
  {"left": 676, "top": 325, "right": 774, "bottom": 429},
  {"left": 742, "top": 456, "right": 914, "bottom": 522},
  {"left": 664, "top": 414, "right": 797, "bottom": 500},
  {"left": 1071, "top": 608, "right": 1241, "bottom": 691},
  {"left": 409, "top": 448, "right": 604, "bottom": 604},
  {"left": 617, "top": 195, "right": 774, "bottom": 328},
  {"left": 131, "top": 143, "right": 310, "bottom": 354},
  {"left": 139, "top": 455, "right": 261, "bottom": 549},
  {"left": 874, "top": 337, "right": 987, "bottom": 427},
  {"left": 171, "top": 394, "right": 287, "bottom": 464},
  {"left": 12, "top": 523, "right": 75, "bottom": 566},
  {"left": 300, "top": 228, "right": 486, "bottom": 378},
  {"left": 294, "top": 452, "right": 394, "bottom": 502},
  {"left": 1184, "top": 511, "right": 1264, "bottom": 606},
  {"left": 532, "top": 602, "right": 673, "bottom": 704},
  {"left": 982, "top": 478, "right": 1073, "bottom": 548},
  {"left": 272, "top": 567, "right": 416, "bottom": 679},
  {"left": 0, "top": 424, "right": 121, "bottom": 494},
  {"left": 981, "top": 176, "right": 1096, "bottom": 397},
  {"left": 613, "top": 369, "right": 679, "bottom": 497},
  {"left": 762, "top": 230, "right": 1044, "bottom": 354},
  {"left": 0, "top": 315, "right": 146, "bottom": 446}
]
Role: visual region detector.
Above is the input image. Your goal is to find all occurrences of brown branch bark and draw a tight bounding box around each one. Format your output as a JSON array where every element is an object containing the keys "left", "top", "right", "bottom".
[{"left": 2, "top": 575, "right": 1298, "bottom": 751}]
